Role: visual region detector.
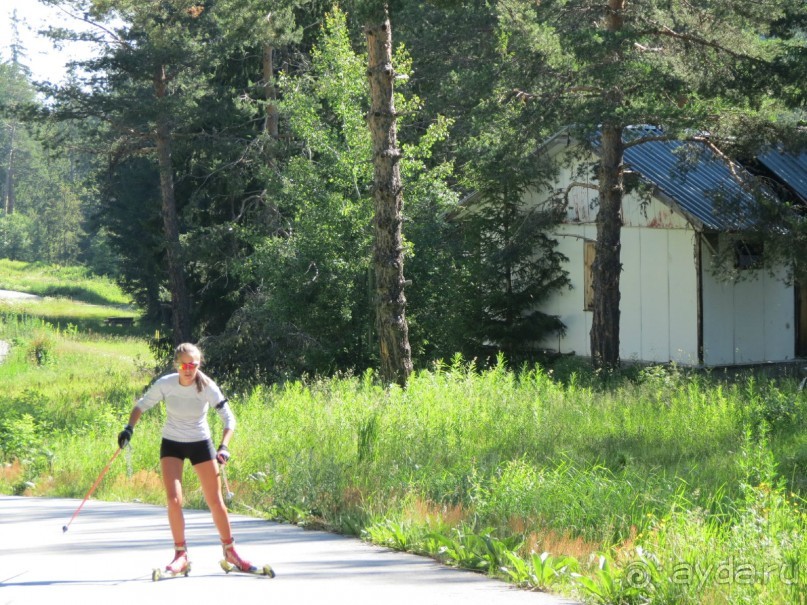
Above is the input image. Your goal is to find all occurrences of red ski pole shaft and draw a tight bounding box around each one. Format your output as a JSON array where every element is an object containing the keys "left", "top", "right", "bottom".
[{"left": 63, "top": 448, "right": 122, "bottom": 532}]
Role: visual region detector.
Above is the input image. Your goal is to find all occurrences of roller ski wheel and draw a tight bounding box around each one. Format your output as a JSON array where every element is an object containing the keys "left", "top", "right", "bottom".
[
  {"left": 220, "top": 537, "right": 275, "bottom": 578},
  {"left": 219, "top": 559, "right": 275, "bottom": 578},
  {"left": 152, "top": 544, "right": 191, "bottom": 581},
  {"left": 151, "top": 562, "right": 191, "bottom": 581}
]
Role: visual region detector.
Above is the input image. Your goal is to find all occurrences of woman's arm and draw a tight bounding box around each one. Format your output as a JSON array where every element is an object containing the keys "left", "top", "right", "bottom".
[{"left": 127, "top": 406, "right": 144, "bottom": 428}]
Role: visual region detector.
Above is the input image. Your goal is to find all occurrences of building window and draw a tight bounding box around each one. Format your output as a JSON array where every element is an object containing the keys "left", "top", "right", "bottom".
[
  {"left": 584, "top": 240, "right": 596, "bottom": 311},
  {"left": 734, "top": 240, "right": 763, "bottom": 270}
]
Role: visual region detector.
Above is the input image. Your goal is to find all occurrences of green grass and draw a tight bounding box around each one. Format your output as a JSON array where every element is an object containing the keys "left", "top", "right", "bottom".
[
  {"left": 0, "top": 264, "right": 805, "bottom": 604},
  {"left": 0, "top": 299, "right": 142, "bottom": 337},
  {"left": 0, "top": 259, "right": 131, "bottom": 306},
  {"left": 0, "top": 268, "right": 155, "bottom": 500}
]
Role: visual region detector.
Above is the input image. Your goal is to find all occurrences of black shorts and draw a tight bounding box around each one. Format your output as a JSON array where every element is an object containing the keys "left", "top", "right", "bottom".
[{"left": 160, "top": 438, "right": 216, "bottom": 466}]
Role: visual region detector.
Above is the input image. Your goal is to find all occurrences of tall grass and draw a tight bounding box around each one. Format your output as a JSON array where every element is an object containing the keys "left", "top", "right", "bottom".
[
  {"left": 223, "top": 360, "right": 805, "bottom": 604},
  {"left": 0, "top": 269, "right": 804, "bottom": 603}
]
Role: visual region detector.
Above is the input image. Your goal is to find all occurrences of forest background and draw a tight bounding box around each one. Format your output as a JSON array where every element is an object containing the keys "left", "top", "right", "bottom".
[
  {"left": 1, "top": 0, "right": 803, "bottom": 380},
  {"left": 2, "top": 2, "right": 807, "bottom": 603}
]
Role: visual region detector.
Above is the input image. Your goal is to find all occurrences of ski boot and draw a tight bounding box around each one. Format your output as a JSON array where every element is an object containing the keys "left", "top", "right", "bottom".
[
  {"left": 152, "top": 542, "right": 191, "bottom": 581},
  {"left": 219, "top": 537, "right": 275, "bottom": 577}
]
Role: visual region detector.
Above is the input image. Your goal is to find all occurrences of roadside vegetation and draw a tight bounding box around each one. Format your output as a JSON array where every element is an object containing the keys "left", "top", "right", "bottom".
[{"left": 1, "top": 264, "right": 805, "bottom": 604}]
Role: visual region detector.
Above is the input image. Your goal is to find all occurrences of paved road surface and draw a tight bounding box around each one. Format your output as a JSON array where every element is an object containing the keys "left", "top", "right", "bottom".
[
  {"left": 0, "top": 496, "right": 580, "bottom": 605},
  {"left": 0, "top": 290, "right": 42, "bottom": 301},
  {"left": 0, "top": 290, "right": 41, "bottom": 364}
]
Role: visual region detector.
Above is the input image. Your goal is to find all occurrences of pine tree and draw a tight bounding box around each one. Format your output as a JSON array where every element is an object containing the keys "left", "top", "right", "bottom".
[{"left": 45, "top": 0, "right": 225, "bottom": 343}]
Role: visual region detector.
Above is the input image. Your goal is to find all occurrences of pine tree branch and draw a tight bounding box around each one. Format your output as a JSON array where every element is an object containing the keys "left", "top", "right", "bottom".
[
  {"left": 622, "top": 134, "right": 674, "bottom": 149},
  {"left": 643, "top": 24, "right": 768, "bottom": 64},
  {"left": 51, "top": 4, "right": 131, "bottom": 50},
  {"left": 689, "top": 135, "right": 751, "bottom": 190},
  {"left": 504, "top": 85, "right": 602, "bottom": 104},
  {"left": 563, "top": 181, "right": 599, "bottom": 208}
]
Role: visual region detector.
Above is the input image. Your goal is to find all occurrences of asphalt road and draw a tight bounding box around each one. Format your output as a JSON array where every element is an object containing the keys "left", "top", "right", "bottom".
[
  {"left": 0, "top": 290, "right": 41, "bottom": 364},
  {"left": 0, "top": 496, "right": 580, "bottom": 605},
  {"left": 0, "top": 290, "right": 42, "bottom": 300}
]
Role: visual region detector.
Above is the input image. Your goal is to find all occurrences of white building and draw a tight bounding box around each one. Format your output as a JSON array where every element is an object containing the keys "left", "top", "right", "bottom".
[{"left": 533, "top": 129, "right": 806, "bottom": 366}]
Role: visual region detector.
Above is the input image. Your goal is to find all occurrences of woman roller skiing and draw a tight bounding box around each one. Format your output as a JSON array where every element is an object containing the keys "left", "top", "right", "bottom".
[{"left": 117, "top": 342, "right": 273, "bottom": 579}]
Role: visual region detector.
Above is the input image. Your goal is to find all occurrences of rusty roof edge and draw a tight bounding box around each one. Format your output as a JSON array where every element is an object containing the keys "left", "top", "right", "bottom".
[{"left": 640, "top": 182, "right": 708, "bottom": 232}]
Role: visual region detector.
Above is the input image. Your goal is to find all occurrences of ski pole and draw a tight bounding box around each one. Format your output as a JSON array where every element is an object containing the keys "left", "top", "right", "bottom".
[
  {"left": 62, "top": 448, "right": 123, "bottom": 533},
  {"left": 221, "top": 466, "right": 234, "bottom": 502}
]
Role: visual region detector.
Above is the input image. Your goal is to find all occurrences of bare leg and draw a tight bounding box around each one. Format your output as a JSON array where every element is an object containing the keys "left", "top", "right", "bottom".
[
  {"left": 193, "top": 460, "right": 256, "bottom": 571},
  {"left": 161, "top": 456, "right": 186, "bottom": 545},
  {"left": 193, "top": 459, "right": 232, "bottom": 542}
]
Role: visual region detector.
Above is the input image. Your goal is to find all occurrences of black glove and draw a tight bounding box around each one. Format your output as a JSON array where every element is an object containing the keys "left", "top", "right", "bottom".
[
  {"left": 216, "top": 444, "right": 230, "bottom": 465},
  {"left": 118, "top": 424, "right": 133, "bottom": 449}
]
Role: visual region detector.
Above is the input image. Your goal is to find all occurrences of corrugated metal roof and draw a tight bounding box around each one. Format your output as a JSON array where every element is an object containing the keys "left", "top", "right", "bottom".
[
  {"left": 623, "top": 137, "right": 756, "bottom": 231},
  {"left": 758, "top": 150, "right": 807, "bottom": 203}
]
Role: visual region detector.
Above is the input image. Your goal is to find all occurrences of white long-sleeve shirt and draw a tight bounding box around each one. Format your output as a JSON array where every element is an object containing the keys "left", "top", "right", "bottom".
[{"left": 136, "top": 373, "right": 236, "bottom": 442}]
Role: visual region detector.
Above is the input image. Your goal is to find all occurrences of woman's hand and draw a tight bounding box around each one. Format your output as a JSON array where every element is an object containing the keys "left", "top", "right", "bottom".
[
  {"left": 118, "top": 425, "right": 133, "bottom": 449},
  {"left": 216, "top": 444, "right": 230, "bottom": 465}
]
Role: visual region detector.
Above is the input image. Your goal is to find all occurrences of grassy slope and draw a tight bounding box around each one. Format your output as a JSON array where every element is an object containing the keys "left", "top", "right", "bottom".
[{"left": 0, "top": 259, "right": 130, "bottom": 306}]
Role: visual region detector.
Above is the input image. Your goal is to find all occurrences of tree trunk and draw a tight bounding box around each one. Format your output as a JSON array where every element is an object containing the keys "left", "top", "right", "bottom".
[
  {"left": 263, "top": 43, "right": 279, "bottom": 138},
  {"left": 154, "top": 65, "right": 192, "bottom": 345},
  {"left": 590, "top": 0, "right": 626, "bottom": 371},
  {"left": 3, "top": 122, "right": 16, "bottom": 215},
  {"left": 591, "top": 124, "right": 623, "bottom": 370},
  {"left": 365, "top": 14, "right": 413, "bottom": 388}
]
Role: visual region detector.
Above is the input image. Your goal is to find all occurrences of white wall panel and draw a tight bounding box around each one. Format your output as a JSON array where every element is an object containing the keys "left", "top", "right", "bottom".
[
  {"left": 701, "top": 251, "right": 735, "bottom": 365},
  {"left": 763, "top": 269, "right": 795, "bottom": 362},
  {"left": 733, "top": 277, "right": 766, "bottom": 363},
  {"left": 667, "top": 230, "right": 699, "bottom": 364},
  {"left": 701, "top": 239, "right": 794, "bottom": 365},
  {"left": 620, "top": 228, "right": 643, "bottom": 361},
  {"left": 637, "top": 228, "right": 670, "bottom": 362},
  {"left": 537, "top": 224, "right": 590, "bottom": 356}
]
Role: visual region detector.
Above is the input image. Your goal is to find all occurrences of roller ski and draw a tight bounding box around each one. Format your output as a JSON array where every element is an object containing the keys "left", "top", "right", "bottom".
[
  {"left": 152, "top": 543, "right": 192, "bottom": 581},
  {"left": 219, "top": 538, "right": 275, "bottom": 578}
]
